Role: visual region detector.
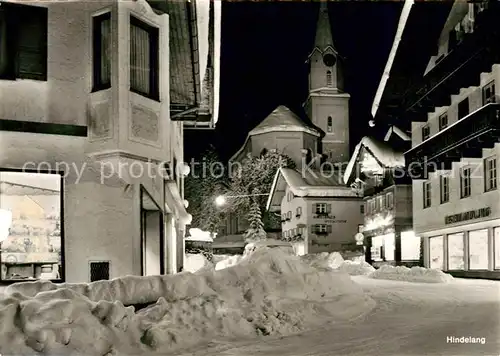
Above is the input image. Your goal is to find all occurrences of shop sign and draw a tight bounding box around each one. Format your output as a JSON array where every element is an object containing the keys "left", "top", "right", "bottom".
[
  {"left": 324, "top": 218, "right": 347, "bottom": 223},
  {"left": 444, "top": 207, "right": 491, "bottom": 225}
]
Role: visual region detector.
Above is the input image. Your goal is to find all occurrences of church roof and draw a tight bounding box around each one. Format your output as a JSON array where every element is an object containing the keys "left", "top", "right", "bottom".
[
  {"left": 249, "top": 105, "right": 319, "bottom": 136},
  {"left": 229, "top": 105, "right": 319, "bottom": 162}
]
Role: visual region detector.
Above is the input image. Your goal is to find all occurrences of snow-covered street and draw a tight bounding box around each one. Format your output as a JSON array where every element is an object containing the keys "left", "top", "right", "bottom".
[{"left": 173, "top": 276, "right": 500, "bottom": 356}]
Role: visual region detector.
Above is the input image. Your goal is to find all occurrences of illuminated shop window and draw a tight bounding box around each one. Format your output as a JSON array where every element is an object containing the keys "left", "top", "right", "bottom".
[
  {"left": 401, "top": 231, "right": 420, "bottom": 261},
  {"left": 494, "top": 227, "right": 500, "bottom": 270},
  {"left": 0, "top": 171, "right": 63, "bottom": 282},
  {"left": 468, "top": 229, "right": 488, "bottom": 270},
  {"left": 429, "top": 236, "right": 444, "bottom": 270},
  {"left": 447, "top": 233, "right": 464, "bottom": 270}
]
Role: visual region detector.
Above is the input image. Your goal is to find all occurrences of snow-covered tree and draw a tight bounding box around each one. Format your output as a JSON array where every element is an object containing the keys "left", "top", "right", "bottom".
[
  {"left": 227, "top": 150, "right": 295, "bottom": 231},
  {"left": 244, "top": 199, "right": 266, "bottom": 242}
]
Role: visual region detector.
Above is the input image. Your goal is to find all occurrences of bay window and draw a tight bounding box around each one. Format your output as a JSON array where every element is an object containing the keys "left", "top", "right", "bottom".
[
  {"left": 130, "top": 16, "right": 159, "bottom": 100},
  {"left": 92, "top": 12, "right": 111, "bottom": 91}
]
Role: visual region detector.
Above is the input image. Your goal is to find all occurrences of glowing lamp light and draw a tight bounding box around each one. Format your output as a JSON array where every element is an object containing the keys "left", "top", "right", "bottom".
[
  {"left": 215, "top": 195, "right": 226, "bottom": 206},
  {"left": 0, "top": 209, "right": 13, "bottom": 243},
  {"left": 177, "top": 162, "right": 191, "bottom": 177}
]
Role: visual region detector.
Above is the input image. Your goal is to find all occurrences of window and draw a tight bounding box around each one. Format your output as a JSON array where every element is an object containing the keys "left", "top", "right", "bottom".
[
  {"left": 360, "top": 204, "right": 364, "bottom": 215},
  {"left": 494, "top": 227, "right": 500, "bottom": 270},
  {"left": 313, "top": 224, "right": 331, "bottom": 234},
  {"left": 440, "top": 175, "right": 450, "bottom": 203},
  {"left": 296, "top": 207, "right": 302, "bottom": 217},
  {"left": 327, "top": 116, "right": 333, "bottom": 133},
  {"left": 400, "top": 231, "right": 420, "bottom": 261},
  {"left": 0, "top": 3, "right": 48, "bottom": 81},
  {"left": 447, "top": 233, "right": 464, "bottom": 270},
  {"left": 315, "top": 203, "right": 327, "bottom": 214},
  {"left": 423, "top": 181, "right": 431, "bottom": 208},
  {"left": 326, "top": 70, "right": 332, "bottom": 86},
  {"left": 458, "top": 98, "right": 469, "bottom": 120},
  {"left": 439, "top": 113, "right": 448, "bottom": 131},
  {"left": 429, "top": 236, "right": 444, "bottom": 270},
  {"left": 484, "top": 156, "right": 497, "bottom": 192},
  {"left": 386, "top": 192, "right": 394, "bottom": 209},
  {"left": 483, "top": 80, "right": 496, "bottom": 104},
  {"left": 460, "top": 167, "right": 471, "bottom": 198},
  {"left": 0, "top": 170, "right": 63, "bottom": 282},
  {"left": 90, "top": 261, "right": 110, "bottom": 282},
  {"left": 92, "top": 12, "right": 111, "bottom": 91},
  {"left": 130, "top": 16, "right": 159, "bottom": 100},
  {"left": 378, "top": 195, "right": 385, "bottom": 210},
  {"left": 286, "top": 211, "right": 292, "bottom": 220},
  {"left": 421, "top": 125, "right": 430, "bottom": 141},
  {"left": 468, "top": 229, "right": 489, "bottom": 270}
]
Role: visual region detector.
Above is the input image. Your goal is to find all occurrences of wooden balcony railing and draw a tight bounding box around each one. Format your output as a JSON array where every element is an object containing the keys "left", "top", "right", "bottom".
[{"left": 405, "top": 103, "right": 500, "bottom": 179}]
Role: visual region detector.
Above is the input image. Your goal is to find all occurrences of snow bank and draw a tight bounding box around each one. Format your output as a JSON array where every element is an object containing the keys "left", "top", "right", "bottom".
[
  {"left": 337, "top": 260, "right": 375, "bottom": 276},
  {"left": 369, "top": 265, "right": 454, "bottom": 283},
  {"left": 300, "top": 252, "right": 345, "bottom": 270},
  {"left": 184, "top": 253, "right": 213, "bottom": 273},
  {"left": 215, "top": 255, "right": 243, "bottom": 271},
  {"left": 0, "top": 248, "right": 375, "bottom": 355}
]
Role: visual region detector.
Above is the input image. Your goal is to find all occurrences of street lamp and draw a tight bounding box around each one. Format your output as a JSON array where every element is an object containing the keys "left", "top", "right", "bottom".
[{"left": 215, "top": 193, "right": 269, "bottom": 207}]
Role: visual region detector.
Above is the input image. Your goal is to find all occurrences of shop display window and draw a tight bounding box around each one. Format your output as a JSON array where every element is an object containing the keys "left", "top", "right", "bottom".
[
  {"left": 0, "top": 171, "right": 63, "bottom": 282},
  {"left": 429, "top": 236, "right": 444, "bottom": 270},
  {"left": 447, "top": 233, "right": 464, "bottom": 270},
  {"left": 468, "top": 229, "right": 489, "bottom": 270}
]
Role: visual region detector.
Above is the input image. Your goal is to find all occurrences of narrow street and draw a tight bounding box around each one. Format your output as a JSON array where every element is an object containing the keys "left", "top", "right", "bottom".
[{"left": 174, "top": 277, "right": 500, "bottom": 356}]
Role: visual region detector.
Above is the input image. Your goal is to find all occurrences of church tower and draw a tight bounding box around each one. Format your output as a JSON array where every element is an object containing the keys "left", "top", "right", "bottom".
[{"left": 304, "top": 1, "right": 350, "bottom": 163}]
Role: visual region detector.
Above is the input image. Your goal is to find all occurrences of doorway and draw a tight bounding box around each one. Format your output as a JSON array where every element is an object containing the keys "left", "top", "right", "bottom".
[{"left": 140, "top": 186, "right": 165, "bottom": 276}]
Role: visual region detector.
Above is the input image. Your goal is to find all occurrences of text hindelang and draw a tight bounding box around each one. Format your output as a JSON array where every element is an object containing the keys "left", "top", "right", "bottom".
[{"left": 444, "top": 207, "right": 491, "bottom": 225}]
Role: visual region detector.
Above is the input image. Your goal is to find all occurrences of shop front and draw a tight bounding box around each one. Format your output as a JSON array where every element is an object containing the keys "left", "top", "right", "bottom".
[
  {"left": 365, "top": 225, "right": 421, "bottom": 268},
  {"left": 424, "top": 218, "right": 500, "bottom": 279}
]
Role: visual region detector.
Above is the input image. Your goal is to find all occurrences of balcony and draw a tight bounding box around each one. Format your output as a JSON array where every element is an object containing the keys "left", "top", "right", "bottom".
[
  {"left": 405, "top": 103, "right": 500, "bottom": 179},
  {"left": 401, "top": 1, "right": 500, "bottom": 122}
]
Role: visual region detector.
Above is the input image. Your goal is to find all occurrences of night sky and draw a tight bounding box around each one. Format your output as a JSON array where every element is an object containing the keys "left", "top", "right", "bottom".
[{"left": 185, "top": 1, "right": 404, "bottom": 161}]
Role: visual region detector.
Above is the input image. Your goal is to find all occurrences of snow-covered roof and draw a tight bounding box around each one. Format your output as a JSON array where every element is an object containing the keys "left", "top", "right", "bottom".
[
  {"left": 384, "top": 125, "right": 411, "bottom": 142},
  {"left": 343, "top": 136, "right": 405, "bottom": 185},
  {"left": 266, "top": 167, "right": 358, "bottom": 212},
  {"left": 229, "top": 106, "right": 319, "bottom": 162}
]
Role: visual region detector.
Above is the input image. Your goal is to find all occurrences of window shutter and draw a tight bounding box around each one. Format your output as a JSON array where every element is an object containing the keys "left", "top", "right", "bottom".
[
  {"left": 326, "top": 225, "right": 332, "bottom": 234},
  {"left": 326, "top": 204, "right": 332, "bottom": 213},
  {"left": 15, "top": 5, "right": 48, "bottom": 80}
]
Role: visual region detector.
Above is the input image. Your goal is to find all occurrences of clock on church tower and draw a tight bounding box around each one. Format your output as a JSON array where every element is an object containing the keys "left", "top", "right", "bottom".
[{"left": 323, "top": 53, "right": 336, "bottom": 67}]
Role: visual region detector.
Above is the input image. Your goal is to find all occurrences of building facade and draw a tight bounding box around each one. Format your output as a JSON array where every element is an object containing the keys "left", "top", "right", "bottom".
[
  {"left": 218, "top": 2, "right": 352, "bottom": 246},
  {"left": 267, "top": 167, "right": 363, "bottom": 255},
  {"left": 0, "top": 0, "right": 220, "bottom": 283},
  {"left": 373, "top": 0, "right": 499, "bottom": 279},
  {"left": 344, "top": 134, "right": 419, "bottom": 267}
]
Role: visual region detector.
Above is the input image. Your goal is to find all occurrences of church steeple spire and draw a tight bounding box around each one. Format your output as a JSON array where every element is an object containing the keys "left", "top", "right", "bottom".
[{"left": 311, "top": 1, "right": 337, "bottom": 55}]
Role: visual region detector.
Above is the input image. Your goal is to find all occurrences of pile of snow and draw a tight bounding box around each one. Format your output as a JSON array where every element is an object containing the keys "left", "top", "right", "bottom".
[
  {"left": 301, "top": 252, "right": 345, "bottom": 270},
  {"left": 215, "top": 254, "right": 243, "bottom": 271},
  {"left": 369, "top": 265, "right": 454, "bottom": 283},
  {"left": 337, "top": 260, "right": 375, "bottom": 276},
  {"left": 0, "top": 248, "right": 375, "bottom": 355},
  {"left": 186, "top": 228, "right": 214, "bottom": 242},
  {"left": 184, "top": 253, "right": 213, "bottom": 273}
]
